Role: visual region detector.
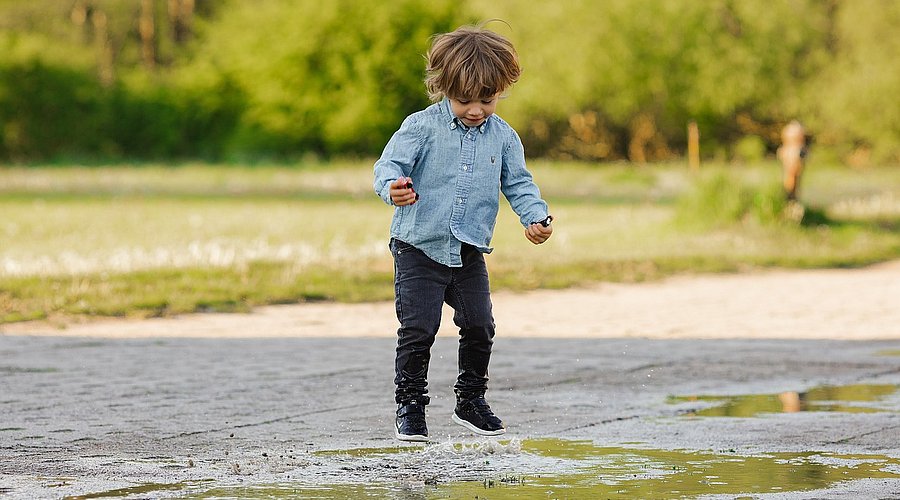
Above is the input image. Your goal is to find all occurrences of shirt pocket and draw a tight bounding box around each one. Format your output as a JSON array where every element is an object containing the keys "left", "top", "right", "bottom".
[{"left": 476, "top": 143, "right": 503, "bottom": 176}]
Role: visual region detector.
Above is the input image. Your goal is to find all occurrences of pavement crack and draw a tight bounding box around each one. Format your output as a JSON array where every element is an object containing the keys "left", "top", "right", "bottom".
[
  {"left": 857, "top": 367, "right": 900, "bottom": 380},
  {"left": 625, "top": 362, "right": 677, "bottom": 374},
  {"left": 827, "top": 423, "right": 900, "bottom": 445},
  {"left": 161, "top": 402, "right": 371, "bottom": 439},
  {"left": 557, "top": 414, "right": 643, "bottom": 433},
  {"left": 556, "top": 406, "right": 703, "bottom": 433}
]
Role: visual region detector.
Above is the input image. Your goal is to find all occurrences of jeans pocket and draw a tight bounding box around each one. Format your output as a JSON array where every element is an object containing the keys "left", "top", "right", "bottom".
[{"left": 391, "top": 238, "right": 415, "bottom": 255}]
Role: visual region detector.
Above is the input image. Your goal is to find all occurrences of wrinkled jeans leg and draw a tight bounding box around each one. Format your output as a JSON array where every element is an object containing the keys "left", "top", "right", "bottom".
[
  {"left": 445, "top": 244, "right": 495, "bottom": 401},
  {"left": 392, "top": 239, "right": 448, "bottom": 405}
]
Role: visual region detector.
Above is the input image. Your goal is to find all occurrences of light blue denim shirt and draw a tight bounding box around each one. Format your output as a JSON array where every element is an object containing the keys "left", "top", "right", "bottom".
[{"left": 374, "top": 99, "right": 549, "bottom": 267}]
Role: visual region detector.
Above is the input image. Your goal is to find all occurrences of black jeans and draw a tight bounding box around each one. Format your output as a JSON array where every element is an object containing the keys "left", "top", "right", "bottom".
[{"left": 391, "top": 238, "right": 495, "bottom": 405}]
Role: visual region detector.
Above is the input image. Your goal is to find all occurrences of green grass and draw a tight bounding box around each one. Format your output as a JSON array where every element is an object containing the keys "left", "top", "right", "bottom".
[{"left": 1, "top": 161, "right": 898, "bottom": 324}]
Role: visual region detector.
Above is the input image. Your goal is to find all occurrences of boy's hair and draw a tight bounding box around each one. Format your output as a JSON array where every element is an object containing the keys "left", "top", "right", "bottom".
[{"left": 425, "top": 24, "right": 520, "bottom": 102}]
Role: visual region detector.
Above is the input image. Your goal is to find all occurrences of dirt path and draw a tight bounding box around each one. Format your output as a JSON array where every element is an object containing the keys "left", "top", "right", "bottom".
[{"left": 4, "top": 261, "right": 898, "bottom": 339}]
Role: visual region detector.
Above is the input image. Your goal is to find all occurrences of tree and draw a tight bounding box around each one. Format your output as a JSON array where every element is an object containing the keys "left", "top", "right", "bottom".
[
  {"left": 811, "top": 0, "right": 900, "bottom": 164},
  {"left": 469, "top": 0, "right": 836, "bottom": 162},
  {"left": 182, "top": 0, "right": 466, "bottom": 156}
]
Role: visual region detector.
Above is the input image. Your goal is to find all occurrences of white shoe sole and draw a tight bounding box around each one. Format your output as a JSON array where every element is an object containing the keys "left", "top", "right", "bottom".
[
  {"left": 395, "top": 428, "right": 429, "bottom": 442},
  {"left": 451, "top": 412, "right": 507, "bottom": 436}
]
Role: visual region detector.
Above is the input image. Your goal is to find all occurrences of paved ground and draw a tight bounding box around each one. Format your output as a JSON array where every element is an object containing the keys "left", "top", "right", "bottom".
[
  {"left": 1, "top": 335, "right": 898, "bottom": 498},
  {"left": 2, "top": 262, "right": 899, "bottom": 498}
]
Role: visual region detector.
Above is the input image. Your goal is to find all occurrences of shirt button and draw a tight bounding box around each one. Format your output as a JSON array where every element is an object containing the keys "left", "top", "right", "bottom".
[
  {"left": 457, "top": 198, "right": 463, "bottom": 204},
  {"left": 462, "top": 165, "right": 468, "bottom": 171}
]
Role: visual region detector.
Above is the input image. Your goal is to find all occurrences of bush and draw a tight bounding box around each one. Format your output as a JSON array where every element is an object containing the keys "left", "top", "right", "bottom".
[
  {"left": 733, "top": 136, "right": 768, "bottom": 163},
  {"left": 0, "top": 60, "right": 113, "bottom": 160},
  {"left": 182, "top": 0, "right": 467, "bottom": 157},
  {"left": 676, "top": 171, "right": 787, "bottom": 228},
  {"left": 108, "top": 72, "right": 246, "bottom": 160}
]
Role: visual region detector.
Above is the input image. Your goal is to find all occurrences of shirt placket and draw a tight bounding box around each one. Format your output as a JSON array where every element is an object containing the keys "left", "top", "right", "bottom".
[{"left": 449, "top": 126, "right": 477, "bottom": 266}]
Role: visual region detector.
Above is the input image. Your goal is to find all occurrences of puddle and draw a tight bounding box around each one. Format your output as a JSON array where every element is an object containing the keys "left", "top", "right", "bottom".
[
  {"left": 72, "top": 439, "right": 899, "bottom": 499},
  {"left": 669, "top": 383, "right": 898, "bottom": 417},
  {"left": 63, "top": 480, "right": 212, "bottom": 499}
]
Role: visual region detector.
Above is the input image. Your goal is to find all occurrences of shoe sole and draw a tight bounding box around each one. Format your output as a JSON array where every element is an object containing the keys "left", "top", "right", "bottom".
[
  {"left": 451, "top": 412, "right": 507, "bottom": 436},
  {"left": 395, "top": 429, "right": 429, "bottom": 442}
]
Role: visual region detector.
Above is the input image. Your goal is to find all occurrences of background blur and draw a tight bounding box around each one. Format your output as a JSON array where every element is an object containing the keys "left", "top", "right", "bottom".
[
  {"left": 1, "top": 1, "right": 898, "bottom": 325},
  {"left": 1, "top": 0, "right": 898, "bottom": 165}
]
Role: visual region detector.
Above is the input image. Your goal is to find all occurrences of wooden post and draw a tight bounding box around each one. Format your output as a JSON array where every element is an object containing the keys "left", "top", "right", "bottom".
[{"left": 687, "top": 121, "right": 700, "bottom": 172}]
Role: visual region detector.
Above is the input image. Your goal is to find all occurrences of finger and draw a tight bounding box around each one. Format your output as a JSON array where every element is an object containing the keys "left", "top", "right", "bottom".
[
  {"left": 393, "top": 189, "right": 419, "bottom": 205},
  {"left": 394, "top": 193, "right": 415, "bottom": 205},
  {"left": 525, "top": 228, "right": 543, "bottom": 244},
  {"left": 390, "top": 177, "right": 410, "bottom": 189},
  {"left": 532, "top": 227, "right": 551, "bottom": 240},
  {"left": 528, "top": 223, "right": 547, "bottom": 237},
  {"left": 390, "top": 187, "right": 414, "bottom": 198},
  {"left": 530, "top": 224, "right": 551, "bottom": 243}
]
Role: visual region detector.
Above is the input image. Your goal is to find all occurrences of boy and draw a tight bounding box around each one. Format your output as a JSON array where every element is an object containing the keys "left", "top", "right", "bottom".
[{"left": 373, "top": 24, "right": 552, "bottom": 442}]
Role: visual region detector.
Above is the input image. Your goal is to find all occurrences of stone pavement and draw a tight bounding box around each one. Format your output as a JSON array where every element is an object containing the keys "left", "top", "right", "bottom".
[{"left": 1, "top": 335, "right": 898, "bottom": 498}]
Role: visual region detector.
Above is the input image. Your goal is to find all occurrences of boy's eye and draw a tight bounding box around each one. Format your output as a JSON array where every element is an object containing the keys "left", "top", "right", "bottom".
[
  {"left": 457, "top": 100, "right": 470, "bottom": 105},
  {"left": 481, "top": 99, "right": 494, "bottom": 104}
]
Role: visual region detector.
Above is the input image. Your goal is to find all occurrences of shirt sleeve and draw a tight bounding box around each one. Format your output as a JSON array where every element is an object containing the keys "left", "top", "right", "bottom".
[
  {"left": 500, "top": 129, "right": 549, "bottom": 227},
  {"left": 373, "top": 115, "right": 422, "bottom": 206}
]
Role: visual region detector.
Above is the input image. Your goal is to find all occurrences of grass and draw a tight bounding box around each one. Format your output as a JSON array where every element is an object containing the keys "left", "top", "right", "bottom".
[{"left": 1, "top": 160, "right": 898, "bottom": 324}]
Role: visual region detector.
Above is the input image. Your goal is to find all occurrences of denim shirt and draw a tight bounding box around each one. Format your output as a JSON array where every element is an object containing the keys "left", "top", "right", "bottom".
[{"left": 374, "top": 99, "right": 549, "bottom": 267}]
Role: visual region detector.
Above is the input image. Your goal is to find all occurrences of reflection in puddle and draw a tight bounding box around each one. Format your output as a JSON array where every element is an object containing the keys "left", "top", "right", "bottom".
[
  {"left": 669, "top": 383, "right": 898, "bottom": 417},
  {"left": 134, "top": 439, "right": 900, "bottom": 499},
  {"left": 63, "top": 480, "right": 213, "bottom": 499}
]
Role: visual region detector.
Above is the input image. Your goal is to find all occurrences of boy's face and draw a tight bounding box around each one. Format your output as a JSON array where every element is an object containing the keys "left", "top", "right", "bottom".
[{"left": 449, "top": 93, "right": 500, "bottom": 128}]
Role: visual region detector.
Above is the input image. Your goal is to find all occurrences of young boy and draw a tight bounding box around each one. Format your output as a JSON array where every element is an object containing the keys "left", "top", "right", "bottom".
[{"left": 373, "top": 24, "right": 553, "bottom": 442}]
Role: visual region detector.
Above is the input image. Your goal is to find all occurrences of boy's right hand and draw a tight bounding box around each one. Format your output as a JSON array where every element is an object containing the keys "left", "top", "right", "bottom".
[{"left": 389, "top": 177, "right": 418, "bottom": 206}]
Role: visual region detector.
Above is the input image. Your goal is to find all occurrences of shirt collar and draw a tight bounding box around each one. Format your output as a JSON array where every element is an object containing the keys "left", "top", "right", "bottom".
[{"left": 443, "top": 98, "right": 488, "bottom": 133}]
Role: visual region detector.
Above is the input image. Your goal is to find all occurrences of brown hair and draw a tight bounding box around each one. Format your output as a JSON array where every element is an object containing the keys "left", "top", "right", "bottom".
[{"left": 424, "top": 24, "right": 521, "bottom": 102}]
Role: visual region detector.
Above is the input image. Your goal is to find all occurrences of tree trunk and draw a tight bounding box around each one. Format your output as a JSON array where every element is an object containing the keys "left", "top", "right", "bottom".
[
  {"left": 70, "top": 1, "right": 89, "bottom": 39},
  {"left": 168, "top": 0, "right": 195, "bottom": 44},
  {"left": 91, "top": 8, "right": 115, "bottom": 86},
  {"left": 140, "top": 0, "right": 157, "bottom": 70}
]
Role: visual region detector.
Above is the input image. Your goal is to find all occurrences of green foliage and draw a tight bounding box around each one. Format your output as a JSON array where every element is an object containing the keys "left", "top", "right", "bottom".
[
  {"left": 182, "top": 0, "right": 464, "bottom": 157},
  {"left": 0, "top": 59, "right": 110, "bottom": 160},
  {"left": 0, "top": 0, "right": 465, "bottom": 160},
  {"left": 811, "top": 0, "right": 900, "bottom": 164},
  {"left": 108, "top": 72, "right": 246, "bottom": 159},
  {"left": 0, "top": 0, "right": 898, "bottom": 162},
  {"left": 676, "top": 170, "right": 787, "bottom": 228},
  {"left": 472, "top": 0, "right": 836, "bottom": 161},
  {"left": 733, "top": 136, "right": 767, "bottom": 163}
]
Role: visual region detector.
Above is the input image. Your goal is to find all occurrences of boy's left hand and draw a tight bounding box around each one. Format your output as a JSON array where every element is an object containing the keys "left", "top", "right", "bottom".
[{"left": 525, "top": 220, "right": 553, "bottom": 245}]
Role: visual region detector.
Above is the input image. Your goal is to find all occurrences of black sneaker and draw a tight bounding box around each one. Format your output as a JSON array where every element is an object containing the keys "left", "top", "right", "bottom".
[
  {"left": 395, "top": 402, "right": 428, "bottom": 442},
  {"left": 451, "top": 397, "right": 506, "bottom": 436}
]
